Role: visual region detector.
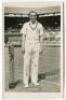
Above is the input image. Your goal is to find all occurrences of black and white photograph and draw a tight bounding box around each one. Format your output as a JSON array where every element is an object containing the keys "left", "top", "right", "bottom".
[{"left": 3, "top": 1, "right": 63, "bottom": 96}]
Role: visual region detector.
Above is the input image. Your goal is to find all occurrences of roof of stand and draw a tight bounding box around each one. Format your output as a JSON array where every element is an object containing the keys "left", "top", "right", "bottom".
[{"left": 4, "top": 2, "right": 61, "bottom": 14}]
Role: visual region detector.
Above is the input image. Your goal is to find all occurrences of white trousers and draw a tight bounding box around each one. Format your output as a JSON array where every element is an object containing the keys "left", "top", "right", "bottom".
[{"left": 23, "top": 42, "right": 40, "bottom": 85}]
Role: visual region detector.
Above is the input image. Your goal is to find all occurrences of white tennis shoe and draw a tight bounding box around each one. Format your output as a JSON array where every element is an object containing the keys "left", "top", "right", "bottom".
[
  {"left": 24, "top": 84, "right": 29, "bottom": 88},
  {"left": 32, "top": 82, "right": 40, "bottom": 86}
]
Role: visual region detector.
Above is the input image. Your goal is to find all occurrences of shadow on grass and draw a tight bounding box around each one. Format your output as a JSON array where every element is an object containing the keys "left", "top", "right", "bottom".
[{"left": 38, "top": 68, "right": 59, "bottom": 81}]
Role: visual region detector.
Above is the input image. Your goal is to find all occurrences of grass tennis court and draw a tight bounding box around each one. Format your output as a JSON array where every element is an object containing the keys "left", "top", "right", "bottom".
[{"left": 4, "top": 45, "right": 61, "bottom": 92}]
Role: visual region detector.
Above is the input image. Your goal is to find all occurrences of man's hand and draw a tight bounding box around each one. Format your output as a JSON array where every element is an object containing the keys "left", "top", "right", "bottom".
[
  {"left": 39, "top": 46, "right": 43, "bottom": 54},
  {"left": 22, "top": 48, "right": 25, "bottom": 54},
  {"left": 22, "top": 45, "right": 25, "bottom": 54}
]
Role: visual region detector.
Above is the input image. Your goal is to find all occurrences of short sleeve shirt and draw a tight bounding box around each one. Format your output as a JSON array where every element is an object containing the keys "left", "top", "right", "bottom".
[{"left": 20, "top": 21, "right": 44, "bottom": 43}]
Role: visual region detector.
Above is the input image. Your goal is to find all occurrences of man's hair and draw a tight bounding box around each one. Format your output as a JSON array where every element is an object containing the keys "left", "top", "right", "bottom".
[{"left": 29, "top": 11, "right": 37, "bottom": 17}]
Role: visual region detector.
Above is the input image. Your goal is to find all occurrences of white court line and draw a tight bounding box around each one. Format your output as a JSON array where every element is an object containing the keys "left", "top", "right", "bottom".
[{"left": 42, "top": 79, "right": 60, "bottom": 86}]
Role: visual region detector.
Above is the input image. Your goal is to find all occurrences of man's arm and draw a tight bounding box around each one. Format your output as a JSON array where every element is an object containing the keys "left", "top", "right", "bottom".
[
  {"left": 20, "top": 23, "right": 26, "bottom": 54},
  {"left": 39, "top": 24, "right": 44, "bottom": 54},
  {"left": 22, "top": 34, "right": 26, "bottom": 54},
  {"left": 39, "top": 36, "right": 43, "bottom": 54}
]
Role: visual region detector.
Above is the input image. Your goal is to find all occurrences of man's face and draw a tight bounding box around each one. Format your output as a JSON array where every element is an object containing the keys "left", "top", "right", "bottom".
[{"left": 29, "top": 12, "right": 37, "bottom": 23}]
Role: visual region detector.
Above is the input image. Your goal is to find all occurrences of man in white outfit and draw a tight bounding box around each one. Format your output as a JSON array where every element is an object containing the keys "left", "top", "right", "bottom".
[{"left": 20, "top": 11, "right": 44, "bottom": 87}]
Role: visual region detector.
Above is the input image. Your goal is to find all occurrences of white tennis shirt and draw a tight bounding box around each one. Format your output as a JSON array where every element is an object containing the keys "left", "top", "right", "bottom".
[{"left": 20, "top": 21, "right": 44, "bottom": 44}]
